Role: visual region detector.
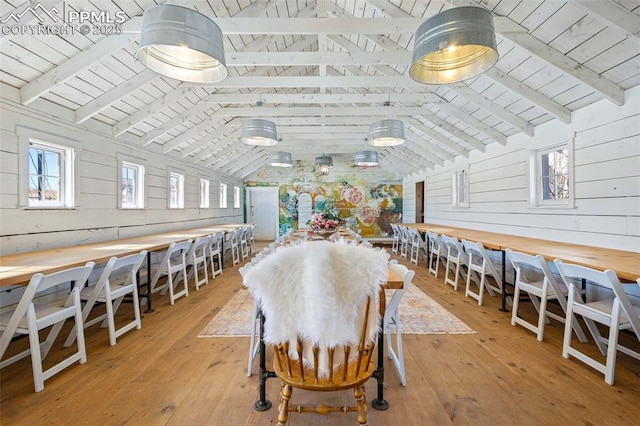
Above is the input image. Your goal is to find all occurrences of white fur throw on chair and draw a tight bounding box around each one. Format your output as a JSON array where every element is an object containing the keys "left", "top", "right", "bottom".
[{"left": 243, "top": 240, "right": 390, "bottom": 374}]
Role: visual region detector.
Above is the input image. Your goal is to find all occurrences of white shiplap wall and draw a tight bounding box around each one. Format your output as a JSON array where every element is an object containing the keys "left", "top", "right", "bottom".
[
  {"left": 404, "top": 85, "right": 640, "bottom": 253},
  {"left": 0, "top": 98, "right": 244, "bottom": 256}
]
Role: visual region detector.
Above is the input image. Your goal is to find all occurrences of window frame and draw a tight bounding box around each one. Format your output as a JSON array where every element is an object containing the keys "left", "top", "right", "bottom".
[
  {"left": 529, "top": 140, "right": 575, "bottom": 209},
  {"left": 452, "top": 168, "right": 469, "bottom": 208},
  {"left": 119, "top": 160, "right": 145, "bottom": 209},
  {"left": 168, "top": 172, "right": 185, "bottom": 209},
  {"left": 199, "top": 178, "right": 210, "bottom": 209},
  {"left": 233, "top": 186, "right": 241, "bottom": 209},
  {"left": 219, "top": 183, "right": 228, "bottom": 208},
  {"left": 26, "top": 138, "right": 75, "bottom": 209}
]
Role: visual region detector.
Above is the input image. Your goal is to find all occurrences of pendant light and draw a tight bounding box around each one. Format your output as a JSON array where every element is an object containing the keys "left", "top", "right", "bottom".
[
  {"left": 268, "top": 151, "right": 292, "bottom": 167},
  {"left": 315, "top": 155, "right": 333, "bottom": 176},
  {"left": 409, "top": 6, "right": 498, "bottom": 85},
  {"left": 354, "top": 150, "right": 379, "bottom": 167},
  {"left": 240, "top": 119, "right": 278, "bottom": 146},
  {"left": 137, "top": 5, "right": 228, "bottom": 83},
  {"left": 367, "top": 101, "right": 405, "bottom": 147}
]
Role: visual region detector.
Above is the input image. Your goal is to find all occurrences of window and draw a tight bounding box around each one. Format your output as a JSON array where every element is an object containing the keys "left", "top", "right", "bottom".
[
  {"left": 530, "top": 143, "right": 573, "bottom": 207},
  {"left": 169, "top": 172, "right": 185, "bottom": 209},
  {"left": 200, "top": 179, "right": 210, "bottom": 208},
  {"left": 233, "top": 186, "right": 241, "bottom": 208},
  {"left": 452, "top": 169, "right": 469, "bottom": 208},
  {"left": 28, "top": 140, "right": 75, "bottom": 208},
  {"left": 120, "top": 161, "right": 145, "bottom": 209},
  {"left": 219, "top": 183, "right": 227, "bottom": 208}
]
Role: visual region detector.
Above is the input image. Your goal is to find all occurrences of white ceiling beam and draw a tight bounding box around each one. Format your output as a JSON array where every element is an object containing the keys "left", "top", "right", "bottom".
[
  {"left": 180, "top": 75, "right": 427, "bottom": 88},
  {"left": 449, "top": 84, "right": 535, "bottom": 136},
  {"left": 20, "top": 33, "right": 134, "bottom": 105},
  {"left": 211, "top": 106, "right": 430, "bottom": 116},
  {"left": 162, "top": 117, "right": 229, "bottom": 153},
  {"left": 500, "top": 33, "right": 625, "bottom": 105},
  {"left": 237, "top": 0, "right": 287, "bottom": 17},
  {"left": 405, "top": 126, "right": 466, "bottom": 159},
  {"left": 435, "top": 102, "right": 508, "bottom": 145},
  {"left": 409, "top": 116, "right": 487, "bottom": 153},
  {"left": 225, "top": 152, "right": 269, "bottom": 175},
  {"left": 201, "top": 93, "right": 439, "bottom": 104},
  {"left": 225, "top": 51, "right": 412, "bottom": 66},
  {"left": 238, "top": 156, "right": 271, "bottom": 178},
  {"left": 181, "top": 119, "right": 240, "bottom": 158},
  {"left": 112, "top": 88, "right": 195, "bottom": 137},
  {"left": 120, "top": 17, "right": 525, "bottom": 35},
  {"left": 75, "top": 69, "right": 157, "bottom": 124},
  {"left": 141, "top": 105, "right": 210, "bottom": 146},
  {"left": 570, "top": 0, "right": 640, "bottom": 40},
  {"left": 483, "top": 68, "right": 572, "bottom": 124}
]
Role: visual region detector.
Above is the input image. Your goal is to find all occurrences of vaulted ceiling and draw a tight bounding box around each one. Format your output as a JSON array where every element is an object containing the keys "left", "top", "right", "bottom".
[{"left": 1, "top": 0, "right": 639, "bottom": 181}]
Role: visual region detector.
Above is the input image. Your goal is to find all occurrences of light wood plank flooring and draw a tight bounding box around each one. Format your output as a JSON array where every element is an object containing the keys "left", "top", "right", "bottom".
[{"left": 1, "top": 247, "right": 639, "bottom": 425}]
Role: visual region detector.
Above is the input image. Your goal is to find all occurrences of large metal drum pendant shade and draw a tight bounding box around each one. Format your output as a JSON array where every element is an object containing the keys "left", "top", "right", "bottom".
[
  {"left": 137, "top": 5, "right": 228, "bottom": 83},
  {"left": 240, "top": 119, "right": 278, "bottom": 146},
  {"left": 409, "top": 6, "right": 498, "bottom": 85},
  {"left": 367, "top": 119, "right": 405, "bottom": 147}
]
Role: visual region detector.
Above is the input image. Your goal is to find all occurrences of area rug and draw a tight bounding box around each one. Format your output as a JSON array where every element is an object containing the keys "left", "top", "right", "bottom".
[{"left": 198, "top": 284, "right": 475, "bottom": 337}]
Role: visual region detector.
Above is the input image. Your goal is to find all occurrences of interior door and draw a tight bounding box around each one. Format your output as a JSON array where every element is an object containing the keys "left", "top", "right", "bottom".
[
  {"left": 247, "top": 187, "right": 278, "bottom": 241},
  {"left": 415, "top": 181, "right": 424, "bottom": 223}
]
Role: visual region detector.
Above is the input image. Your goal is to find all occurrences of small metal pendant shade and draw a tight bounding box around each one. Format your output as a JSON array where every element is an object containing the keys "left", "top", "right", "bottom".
[
  {"left": 137, "top": 5, "right": 228, "bottom": 83},
  {"left": 315, "top": 155, "right": 333, "bottom": 175},
  {"left": 240, "top": 119, "right": 278, "bottom": 146},
  {"left": 268, "top": 151, "right": 292, "bottom": 167},
  {"left": 409, "top": 6, "right": 498, "bottom": 85},
  {"left": 367, "top": 119, "right": 405, "bottom": 147},
  {"left": 354, "top": 150, "right": 379, "bottom": 166}
]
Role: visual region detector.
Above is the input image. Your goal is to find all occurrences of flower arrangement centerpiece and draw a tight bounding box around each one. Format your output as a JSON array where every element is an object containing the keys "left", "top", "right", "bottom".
[{"left": 308, "top": 212, "right": 340, "bottom": 231}]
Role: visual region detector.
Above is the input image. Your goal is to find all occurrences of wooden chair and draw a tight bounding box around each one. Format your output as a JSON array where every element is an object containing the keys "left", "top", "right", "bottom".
[
  {"left": 64, "top": 251, "right": 147, "bottom": 347},
  {"left": 243, "top": 240, "right": 389, "bottom": 425},
  {"left": 384, "top": 260, "right": 415, "bottom": 386},
  {"left": 555, "top": 260, "right": 640, "bottom": 385},
  {"left": 507, "top": 250, "right": 587, "bottom": 342},
  {"left": 240, "top": 226, "right": 250, "bottom": 260},
  {"left": 0, "top": 262, "right": 94, "bottom": 392},
  {"left": 398, "top": 225, "right": 410, "bottom": 259},
  {"left": 248, "top": 223, "right": 257, "bottom": 255}
]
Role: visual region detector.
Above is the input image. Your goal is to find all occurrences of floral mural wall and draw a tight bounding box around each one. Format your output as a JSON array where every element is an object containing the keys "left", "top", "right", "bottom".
[{"left": 278, "top": 181, "right": 402, "bottom": 238}]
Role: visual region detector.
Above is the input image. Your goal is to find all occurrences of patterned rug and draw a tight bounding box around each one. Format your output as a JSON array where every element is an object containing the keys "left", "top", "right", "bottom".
[{"left": 198, "top": 284, "right": 475, "bottom": 337}]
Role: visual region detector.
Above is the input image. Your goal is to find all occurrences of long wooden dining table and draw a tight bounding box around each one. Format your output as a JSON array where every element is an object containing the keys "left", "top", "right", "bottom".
[
  {"left": 403, "top": 223, "right": 640, "bottom": 310},
  {"left": 0, "top": 224, "right": 248, "bottom": 311}
]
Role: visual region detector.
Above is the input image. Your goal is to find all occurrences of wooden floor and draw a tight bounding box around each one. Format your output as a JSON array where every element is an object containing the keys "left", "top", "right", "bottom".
[{"left": 1, "top": 246, "right": 639, "bottom": 425}]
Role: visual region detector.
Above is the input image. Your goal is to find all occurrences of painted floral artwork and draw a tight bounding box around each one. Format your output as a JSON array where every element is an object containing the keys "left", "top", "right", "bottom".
[{"left": 277, "top": 182, "right": 402, "bottom": 238}]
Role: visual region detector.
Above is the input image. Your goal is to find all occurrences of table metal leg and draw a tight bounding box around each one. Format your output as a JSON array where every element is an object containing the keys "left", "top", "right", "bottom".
[
  {"left": 143, "top": 252, "right": 153, "bottom": 313},
  {"left": 500, "top": 250, "right": 509, "bottom": 312},
  {"left": 254, "top": 311, "right": 273, "bottom": 411},
  {"left": 371, "top": 326, "right": 389, "bottom": 410}
]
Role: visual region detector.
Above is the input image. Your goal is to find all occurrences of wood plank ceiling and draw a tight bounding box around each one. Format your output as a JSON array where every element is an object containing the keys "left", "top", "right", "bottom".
[{"left": 1, "top": 0, "right": 639, "bottom": 181}]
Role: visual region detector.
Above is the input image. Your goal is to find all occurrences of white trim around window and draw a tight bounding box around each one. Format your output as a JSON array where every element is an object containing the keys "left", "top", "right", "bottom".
[
  {"left": 219, "top": 183, "right": 228, "bottom": 208},
  {"left": 200, "top": 178, "right": 210, "bottom": 208},
  {"left": 169, "top": 172, "right": 185, "bottom": 209},
  {"left": 17, "top": 127, "right": 81, "bottom": 209},
  {"left": 119, "top": 160, "right": 145, "bottom": 209},
  {"left": 233, "top": 186, "right": 241, "bottom": 209},
  {"left": 529, "top": 138, "right": 575, "bottom": 209},
  {"left": 452, "top": 167, "right": 469, "bottom": 208}
]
